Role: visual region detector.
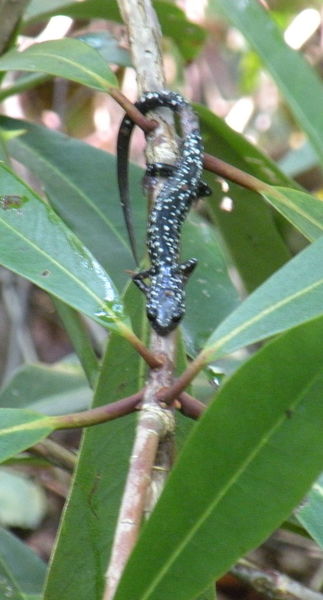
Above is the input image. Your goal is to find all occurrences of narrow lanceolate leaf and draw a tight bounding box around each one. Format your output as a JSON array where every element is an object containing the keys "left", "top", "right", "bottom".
[
  {"left": 114, "top": 317, "right": 323, "bottom": 600},
  {"left": 0, "top": 39, "right": 117, "bottom": 91},
  {"left": 44, "top": 283, "right": 146, "bottom": 600},
  {"left": 24, "top": 0, "right": 206, "bottom": 62},
  {"left": 202, "top": 235, "right": 323, "bottom": 361},
  {"left": 0, "top": 163, "right": 130, "bottom": 334},
  {"left": 0, "top": 360, "right": 91, "bottom": 415},
  {"left": 0, "top": 527, "right": 46, "bottom": 600},
  {"left": 0, "top": 115, "right": 139, "bottom": 290},
  {"left": 0, "top": 409, "right": 54, "bottom": 463},
  {"left": 212, "top": 0, "right": 323, "bottom": 163},
  {"left": 197, "top": 105, "right": 291, "bottom": 292},
  {"left": 261, "top": 186, "right": 323, "bottom": 242},
  {"left": 183, "top": 213, "right": 239, "bottom": 354}
]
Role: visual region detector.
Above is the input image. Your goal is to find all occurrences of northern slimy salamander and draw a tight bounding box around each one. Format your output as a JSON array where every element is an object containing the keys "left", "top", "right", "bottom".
[{"left": 117, "top": 90, "right": 210, "bottom": 336}]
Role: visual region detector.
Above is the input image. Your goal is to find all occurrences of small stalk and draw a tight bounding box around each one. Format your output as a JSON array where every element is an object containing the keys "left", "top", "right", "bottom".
[{"left": 51, "top": 390, "right": 144, "bottom": 430}]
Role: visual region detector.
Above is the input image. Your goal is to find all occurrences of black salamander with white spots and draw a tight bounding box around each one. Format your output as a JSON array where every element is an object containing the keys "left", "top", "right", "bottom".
[{"left": 117, "top": 90, "right": 211, "bottom": 336}]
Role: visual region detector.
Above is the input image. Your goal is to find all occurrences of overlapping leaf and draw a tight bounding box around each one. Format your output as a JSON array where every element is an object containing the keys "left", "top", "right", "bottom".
[
  {"left": 0, "top": 527, "right": 46, "bottom": 600},
  {"left": 114, "top": 316, "right": 323, "bottom": 600},
  {"left": 0, "top": 163, "right": 130, "bottom": 334},
  {"left": 203, "top": 235, "right": 323, "bottom": 361},
  {"left": 0, "top": 39, "right": 117, "bottom": 90},
  {"left": 44, "top": 284, "right": 146, "bottom": 600}
]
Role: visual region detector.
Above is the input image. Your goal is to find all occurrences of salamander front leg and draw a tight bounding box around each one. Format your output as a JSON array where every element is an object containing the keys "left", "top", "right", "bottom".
[
  {"left": 132, "top": 269, "right": 151, "bottom": 295},
  {"left": 180, "top": 258, "right": 198, "bottom": 283},
  {"left": 145, "top": 163, "right": 212, "bottom": 198}
]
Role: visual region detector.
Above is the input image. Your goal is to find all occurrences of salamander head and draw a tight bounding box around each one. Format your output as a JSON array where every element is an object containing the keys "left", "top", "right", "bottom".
[{"left": 146, "top": 270, "right": 185, "bottom": 336}]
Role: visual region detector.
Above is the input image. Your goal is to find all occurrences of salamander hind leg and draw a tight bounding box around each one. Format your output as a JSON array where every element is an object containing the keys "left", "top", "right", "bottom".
[
  {"left": 132, "top": 269, "right": 152, "bottom": 295},
  {"left": 180, "top": 258, "right": 198, "bottom": 282}
]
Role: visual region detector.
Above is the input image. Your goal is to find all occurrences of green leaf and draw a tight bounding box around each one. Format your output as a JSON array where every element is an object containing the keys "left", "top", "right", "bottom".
[
  {"left": 24, "top": 0, "right": 121, "bottom": 23},
  {"left": 0, "top": 527, "right": 46, "bottom": 600},
  {"left": 203, "top": 235, "right": 323, "bottom": 361},
  {"left": 197, "top": 585, "right": 216, "bottom": 600},
  {"left": 212, "top": 0, "right": 323, "bottom": 164},
  {"left": 0, "top": 115, "right": 139, "bottom": 290},
  {"left": 0, "top": 360, "right": 91, "bottom": 415},
  {"left": 76, "top": 31, "right": 131, "bottom": 67},
  {"left": 0, "top": 163, "right": 130, "bottom": 334},
  {"left": 261, "top": 186, "right": 323, "bottom": 242},
  {"left": 52, "top": 299, "right": 99, "bottom": 389},
  {"left": 44, "top": 283, "right": 146, "bottom": 600},
  {"left": 296, "top": 472, "right": 323, "bottom": 549},
  {"left": 114, "top": 316, "right": 323, "bottom": 600},
  {"left": 183, "top": 213, "right": 239, "bottom": 353},
  {"left": 0, "top": 409, "right": 54, "bottom": 463},
  {"left": 197, "top": 105, "right": 291, "bottom": 292},
  {"left": 0, "top": 39, "right": 117, "bottom": 90},
  {"left": 154, "top": 2, "right": 206, "bottom": 61},
  {"left": 0, "top": 469, "right": 46, "bottom": 529},
  {"left": 278, "top": 142, "right": 319, "bottom": 177},
  {"left": 24, "top": 0, "right": 206, "bottom": 61}
]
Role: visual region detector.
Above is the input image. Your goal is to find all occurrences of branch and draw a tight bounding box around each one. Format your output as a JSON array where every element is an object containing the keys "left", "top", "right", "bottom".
[
  {"left": 232, "top": 559, "right": 323, "bottom": 600},
  {"left": 110, "top": 88, "right": 157, "bottom": 132},
  {"left": 104, "top": 0, "right": 179, "bottom": 597},
  {"left": 204, "top": 152, "right": 270, "bottom": 193},
  {"left": 110, "top": 91, "right": 272, "bottom": 196},
  {"left": 178, "top": 392, "right": 206, "bottom": 420},
  {"left": 52, "top": 390, "right": 144, "bottom": 430},
  {"left": 29, "top": 438, "right": 76, "bottom": 472}
]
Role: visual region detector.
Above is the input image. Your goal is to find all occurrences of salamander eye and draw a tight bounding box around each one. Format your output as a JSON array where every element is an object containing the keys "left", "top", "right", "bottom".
[
  {"left": 172, "top": 313, "right": 182, "bottom": 323},
  {"left": 147, "top": 308, "right": 157, "bottom": 322}
]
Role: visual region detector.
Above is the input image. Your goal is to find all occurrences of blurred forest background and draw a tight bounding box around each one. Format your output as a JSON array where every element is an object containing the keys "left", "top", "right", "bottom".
[{"left": 0, "top": 1, "right": 323, "bottom": 599}]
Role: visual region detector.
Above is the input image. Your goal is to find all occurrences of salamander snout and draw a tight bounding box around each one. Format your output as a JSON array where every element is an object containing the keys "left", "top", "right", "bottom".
[{"left": 146, "top": 275, "right": 185, "bottom": 336}]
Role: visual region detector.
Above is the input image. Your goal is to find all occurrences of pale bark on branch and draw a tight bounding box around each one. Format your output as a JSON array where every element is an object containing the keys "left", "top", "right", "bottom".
[{"left": 104, "top": 1, "right": 181, "bottom": 598}]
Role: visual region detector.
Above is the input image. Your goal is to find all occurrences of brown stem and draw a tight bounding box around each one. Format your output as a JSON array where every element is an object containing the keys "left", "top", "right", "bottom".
[
  {"left": 110, "top": 87, "right": 271, "bottom": 197},
  {"left": 119, "top": 324, "right": 162, "bottom": 368},
  {"left": 231, "top": 558, "right": 323, "bottom": 600},
  {"left": 158, "top": 350, "right": 208, "bottom": 406},
  {"left": 53, "top": 390, "right": 144, "bottom": 430},
  {"left": 110, "top": 88, "right": 157, "bottom": 133},
  {"left": 203, "top": 152, "right": 270, "bottom": 193},
  {"left": 104, "top": 0, "right": 179, "bottom": 594},
  {"left": 178, "top": 392, "right": 206, "bottom": 420}
]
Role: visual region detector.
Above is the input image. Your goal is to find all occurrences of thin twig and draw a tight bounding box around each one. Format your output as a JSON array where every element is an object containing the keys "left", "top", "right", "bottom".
[
  {"left": 110, "top": 88, "right": 157, "bottom": 132},
  {"left": 104, "top": 339, "right": 176, "bottom": 599},
  {"left": 104, "top": 0, "right": 179, "bottom": 597},
  {"left": 204, "top": 152, "right": 270, "bottom": 193},
  {"left": 158, "top": 350, "right": 208, "bottom": 405},
  {"left": 109, "top": 92, "right": 272, "bottom": 196},
  {"left": 232, "top": 558, "right": 323, "bottom": 600},
  {"left": 178, "top": 391, "right": 206, "bottom": 420},
  {"left": 120, "top": 325, "right": 163, "bottom": 368},
  {"left": 29, "top": 438, "right": 77, "bottom": 472},
  {"left": 53, "top": 390, "right": 144, "bottom": 430}
]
